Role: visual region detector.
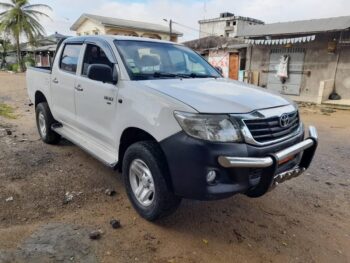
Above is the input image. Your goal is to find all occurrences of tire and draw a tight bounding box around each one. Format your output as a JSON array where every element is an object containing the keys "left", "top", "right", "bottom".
[
  {"left": 35, "top": 102, "right": 61, "bottom": 144},
  {"left": 122, "top": 141, "right": 181, "bottom": 221}
]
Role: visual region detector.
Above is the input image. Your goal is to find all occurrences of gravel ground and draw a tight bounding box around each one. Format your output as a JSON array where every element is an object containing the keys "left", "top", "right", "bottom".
[{"left": 0, "top": 72, "right": 349, "bottom": 263}]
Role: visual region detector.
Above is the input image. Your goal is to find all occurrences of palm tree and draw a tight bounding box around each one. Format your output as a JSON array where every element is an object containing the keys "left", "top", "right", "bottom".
[
  {"left": 0, "top": 32, "right": 11, "bottom": 69},
  {"left": 0, "top": 0, "right": 51, "bottom": 71}
]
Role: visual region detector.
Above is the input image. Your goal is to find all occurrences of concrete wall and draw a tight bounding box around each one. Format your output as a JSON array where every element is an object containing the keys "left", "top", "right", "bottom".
[
  {"left": 76, "top": 19, "right": 106, "bottom": 36},
  {"left": 335, "top": 47, "right": 350, "bottom": 98},
  {"left": 199, "top": 18, "right": 261, "bottom": 38},
  {"left": 200, "top": 20, "right": 227, "bottom": 38},
  {"left": 247, "top": 33, "right": 350, "bottom": 102},
  {"left": 105, "top": 28, "right": 171, "bottom": 41}
]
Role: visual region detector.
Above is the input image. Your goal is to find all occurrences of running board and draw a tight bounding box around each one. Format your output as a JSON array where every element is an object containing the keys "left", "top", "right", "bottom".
[{"left": 52, "top": 124, "right": 118, "bottom": 167}]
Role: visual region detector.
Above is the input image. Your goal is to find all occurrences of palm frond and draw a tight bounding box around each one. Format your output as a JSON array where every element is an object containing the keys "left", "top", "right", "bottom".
[
  {"left": 0, "top": 2, "right": 14, "bottom": 9},
  {"left": 24, "top": 9, "right": 51, "bottom": 19},
  {"left": 23, "top": 3, "right": 52, "bottom": 11}
]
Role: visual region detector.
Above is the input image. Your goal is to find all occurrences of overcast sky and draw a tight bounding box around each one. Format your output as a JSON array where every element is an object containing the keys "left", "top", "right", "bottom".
[{"left": 14, "top": 0, "right": 350, "bottom": 41}]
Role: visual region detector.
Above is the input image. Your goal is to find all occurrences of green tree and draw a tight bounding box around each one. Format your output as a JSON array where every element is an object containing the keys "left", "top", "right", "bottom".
[
  {"left": 0, "top": 32, "right": 11, "bottom": 69},
  {"left": 0, "top": 0, "right": 51, "bottom": 72}
]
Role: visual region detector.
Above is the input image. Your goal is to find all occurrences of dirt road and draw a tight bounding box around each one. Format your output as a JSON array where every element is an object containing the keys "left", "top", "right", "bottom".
[{"left": 0, "top": 72, "right": 349, "bottom": 263}]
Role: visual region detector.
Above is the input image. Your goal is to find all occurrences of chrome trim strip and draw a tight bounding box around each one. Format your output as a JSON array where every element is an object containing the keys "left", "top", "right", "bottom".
[
  {"left": 218, "top": 156, "right": 273, "bottom": 168},
  {"left": 218, "top": 126, "right": 316, "bottom": 168},
  {"left": 275, "top": 139, "right": 314, "bottom": 161},
  {"left": 309, "top": 126, "right": 318, "bottom": 140}
]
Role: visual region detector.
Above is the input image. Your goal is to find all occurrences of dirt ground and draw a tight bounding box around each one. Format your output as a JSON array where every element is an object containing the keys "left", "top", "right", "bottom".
[{"left": 0, "top": 72, "right": 349, "bottom": 263}]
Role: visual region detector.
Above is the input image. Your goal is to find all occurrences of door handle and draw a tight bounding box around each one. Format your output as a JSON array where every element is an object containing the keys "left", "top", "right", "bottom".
[
  {"left": 75, "top": 84, "right": 83, "bottom": 91},
  {"left": 52, "top": 78, "right": 59, "bottom": 84}
]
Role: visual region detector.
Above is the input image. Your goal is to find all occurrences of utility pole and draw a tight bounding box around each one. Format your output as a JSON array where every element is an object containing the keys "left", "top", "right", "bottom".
[
  {"left": 169, "top": 19, "right": 172, "bottom": 41},
  {"left": 163, "top": 18, "right": 173, "bottom": 41}
]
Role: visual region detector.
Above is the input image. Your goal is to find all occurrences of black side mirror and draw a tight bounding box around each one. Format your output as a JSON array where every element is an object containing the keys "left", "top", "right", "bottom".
[
  {"left": 215, "top": 66, "right": 223, "bottom": 75},
  {"left": 87, "top": 64, "right": 117, "bottom": 84}
]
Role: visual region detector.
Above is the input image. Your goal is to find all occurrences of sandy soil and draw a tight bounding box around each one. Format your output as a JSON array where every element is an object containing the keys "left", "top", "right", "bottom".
[{"left": 0, "top": 72, "right": 349, "bottom": 263}]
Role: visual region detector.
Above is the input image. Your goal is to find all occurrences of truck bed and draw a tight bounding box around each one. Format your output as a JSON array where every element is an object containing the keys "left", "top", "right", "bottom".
[{"left": 26, "top": 66, "right": 52, "bottom": 104}]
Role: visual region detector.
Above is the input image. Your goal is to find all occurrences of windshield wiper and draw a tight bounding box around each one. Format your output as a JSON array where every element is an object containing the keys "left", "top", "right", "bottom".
[
  {"left": 186, "top": 73, "right": 218, "bottom": 79},
  {"left": 153, "top": 72, "right": 178, "bottom": 78}
]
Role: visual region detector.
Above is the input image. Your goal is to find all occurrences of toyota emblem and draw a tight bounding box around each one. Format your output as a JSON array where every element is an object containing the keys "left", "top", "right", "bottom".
[{"left": 279, "top": 113, "right": 290, "bottom": 128}]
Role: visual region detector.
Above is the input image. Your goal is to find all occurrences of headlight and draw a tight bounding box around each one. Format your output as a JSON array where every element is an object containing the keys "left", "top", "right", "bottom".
[{"left": 174, "top": 111, "right": 242, "bottom": 142}]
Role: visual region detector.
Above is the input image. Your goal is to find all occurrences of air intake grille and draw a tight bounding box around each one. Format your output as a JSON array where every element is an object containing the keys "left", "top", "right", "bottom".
[{"left": 244, "top": 111, "right": 300, "bottom": 143}]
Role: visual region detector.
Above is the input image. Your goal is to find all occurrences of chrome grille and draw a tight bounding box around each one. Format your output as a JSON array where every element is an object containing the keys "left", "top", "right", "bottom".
[{"left": 243, "top": 111, "right": 300, "bottom": 143}]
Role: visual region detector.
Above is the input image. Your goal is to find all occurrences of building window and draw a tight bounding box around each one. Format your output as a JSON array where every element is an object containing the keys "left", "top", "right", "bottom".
[
  {"left": 233, "top": 21, "right": 236, "bottom": 26},
  {"left": 226, "top": 21, "right": 230, "bottom": 27}
]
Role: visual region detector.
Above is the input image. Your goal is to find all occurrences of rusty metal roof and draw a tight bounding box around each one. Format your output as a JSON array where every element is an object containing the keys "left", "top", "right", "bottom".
[{"left": 237, "top": 16, "right": 350, "bottom": 37}]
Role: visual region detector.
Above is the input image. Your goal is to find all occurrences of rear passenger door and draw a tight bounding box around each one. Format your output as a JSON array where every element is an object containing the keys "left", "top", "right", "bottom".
[
  {"left": 74, "top": 42, "right": 119, "bottom": 149},
  {"left": 51, "top": 42, "right": 83, "bottom": 126}
]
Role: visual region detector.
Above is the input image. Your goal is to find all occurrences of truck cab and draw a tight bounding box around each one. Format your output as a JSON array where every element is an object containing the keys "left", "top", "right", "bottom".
[{"left": 26, "top": 36, "right": 318, "bottom": 221}]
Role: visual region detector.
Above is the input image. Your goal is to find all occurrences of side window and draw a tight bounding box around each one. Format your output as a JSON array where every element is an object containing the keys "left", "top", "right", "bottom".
[
  {"left": 82, "top": 44, "right": 113, "bottom": 76},
  {"left": 60, "top": 44, "right": 82, "bottom": 73},
  {"left": 184, "top": 53, "right": 207, "bottom": 74}
]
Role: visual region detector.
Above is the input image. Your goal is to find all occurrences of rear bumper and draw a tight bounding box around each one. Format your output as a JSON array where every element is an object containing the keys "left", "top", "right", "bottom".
[{"left": 160, "top": 126, "right": 318, "bottom": 200}]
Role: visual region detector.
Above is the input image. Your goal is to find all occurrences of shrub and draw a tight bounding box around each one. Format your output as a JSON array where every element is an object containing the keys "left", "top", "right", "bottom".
[{"left": 11, "top": 63, "right": 19, "bottom": 72}]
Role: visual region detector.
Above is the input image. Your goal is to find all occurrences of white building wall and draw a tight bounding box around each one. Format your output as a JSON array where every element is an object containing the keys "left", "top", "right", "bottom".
[
  {"left": 76, "top": 20, "right": 106, "bottom": 36},
  {"left": 208, "top": 50, "right": 229, "bottom": 78}
]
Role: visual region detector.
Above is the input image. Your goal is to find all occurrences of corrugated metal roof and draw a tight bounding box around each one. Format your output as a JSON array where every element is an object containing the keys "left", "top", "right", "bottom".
[
  {"left": 237, "top": 16, "right": 350, "bottom": 37},
  {"left": 183, "top": 36, "right": 246, "bottom": 50},
  {"left": 70, "top": 13, "right": 182, "bottom": 36}
]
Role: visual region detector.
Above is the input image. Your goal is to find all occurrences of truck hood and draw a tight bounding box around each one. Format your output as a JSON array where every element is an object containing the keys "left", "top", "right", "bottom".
[{"left": 140, "top": 78, "right": 291, "bottom": 113}]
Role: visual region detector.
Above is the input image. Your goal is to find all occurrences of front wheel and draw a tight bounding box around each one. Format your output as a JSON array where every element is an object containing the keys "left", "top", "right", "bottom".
[
  {"left": 35, "top": 102, "right": 61, "bottom": 144},
  {"left": 122, "top": 141, "right": 181, "bottom": 221}
]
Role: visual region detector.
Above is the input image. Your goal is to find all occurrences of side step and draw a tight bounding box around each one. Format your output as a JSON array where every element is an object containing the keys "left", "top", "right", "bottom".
[{"left": 52, "top": 124, "right": 118, "bottom": 167}]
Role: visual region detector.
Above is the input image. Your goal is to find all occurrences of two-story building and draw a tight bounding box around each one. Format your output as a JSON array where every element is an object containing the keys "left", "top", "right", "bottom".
[{"left": 70, "top": 13, "right": 183, "bottom": 42}]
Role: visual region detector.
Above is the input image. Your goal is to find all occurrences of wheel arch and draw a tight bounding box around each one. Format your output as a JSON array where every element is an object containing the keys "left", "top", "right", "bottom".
[
  {"left": 117, "top": 127, "right": 174, "bottom": 191},
  {"left": 34, "top": 91, "right": 47, "bottom": 108}
]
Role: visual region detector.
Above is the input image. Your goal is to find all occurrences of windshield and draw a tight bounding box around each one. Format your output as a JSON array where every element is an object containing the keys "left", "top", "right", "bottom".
[{"left": 114, "top": 40, "right": 221, "bottom": 80}]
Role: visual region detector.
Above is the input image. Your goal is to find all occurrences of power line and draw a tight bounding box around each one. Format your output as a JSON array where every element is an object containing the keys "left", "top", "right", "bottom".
[{"left": 172, "top": 20, "right": 220, "bottom": 38}]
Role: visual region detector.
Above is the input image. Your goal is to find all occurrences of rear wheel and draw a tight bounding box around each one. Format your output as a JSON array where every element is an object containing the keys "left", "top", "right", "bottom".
[
  {"left": 122, "top": 141, "right": 181, "bottom": 221},
  {"left": 35, "top": 102, "right": 61, "bottom": 144}
]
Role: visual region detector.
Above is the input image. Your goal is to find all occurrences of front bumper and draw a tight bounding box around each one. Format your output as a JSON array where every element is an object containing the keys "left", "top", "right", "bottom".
[
  {"left": 218, "top": 126, "right": 318, "bottom": 195},
  {"left": 160, "top": 126, "right": 318, "bottom": 200}
]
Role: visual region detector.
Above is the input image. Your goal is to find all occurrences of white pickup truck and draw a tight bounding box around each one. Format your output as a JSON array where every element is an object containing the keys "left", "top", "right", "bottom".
[{"left": 26, "top": 36, "right": 318, "bottom": 221}]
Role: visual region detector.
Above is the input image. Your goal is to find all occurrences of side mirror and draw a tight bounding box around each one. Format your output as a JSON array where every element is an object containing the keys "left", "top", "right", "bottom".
[
  {"left": 215, "top": 66, "right": 223, "bottom": 75},
  {"left": 87, "top": 64, "right": 117, "bottom": 84}
]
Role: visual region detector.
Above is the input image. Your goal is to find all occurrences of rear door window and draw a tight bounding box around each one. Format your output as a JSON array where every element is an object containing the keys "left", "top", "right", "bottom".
[{"left": 60, "top": 44, "right": 82, "bottom": 73}]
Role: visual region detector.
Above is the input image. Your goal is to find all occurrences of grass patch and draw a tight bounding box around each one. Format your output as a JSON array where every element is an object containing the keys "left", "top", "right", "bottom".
[{"left": 0, "top": 103, "right": 16, "bottom": 119}]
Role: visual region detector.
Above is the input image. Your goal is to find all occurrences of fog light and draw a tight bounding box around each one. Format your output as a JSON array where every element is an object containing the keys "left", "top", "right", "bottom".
[{"left": 206, "top": 170, "right": 217, "bottom": 184}]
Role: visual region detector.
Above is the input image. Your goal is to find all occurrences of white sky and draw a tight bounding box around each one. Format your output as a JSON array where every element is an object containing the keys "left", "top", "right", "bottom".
[{"left": 11, "top": 0, "right": 350, "bottom": 41}]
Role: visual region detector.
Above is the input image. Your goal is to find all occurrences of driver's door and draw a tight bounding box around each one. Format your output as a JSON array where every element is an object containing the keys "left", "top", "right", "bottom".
[{"left": 74, "top": 42, "right": 118, "bottom": 149}]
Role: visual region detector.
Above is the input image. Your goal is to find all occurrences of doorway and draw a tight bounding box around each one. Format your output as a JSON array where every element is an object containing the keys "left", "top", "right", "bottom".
[{"left": 229, "top": 53, "right": 239, "bottom": 80}]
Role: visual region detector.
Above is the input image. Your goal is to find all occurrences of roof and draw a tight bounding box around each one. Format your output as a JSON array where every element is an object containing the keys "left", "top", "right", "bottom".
[
  {"left": 65, "top": 35, "right": 181, "bottom": 45},
  {"left": 237, "top": 16, "right": 350, "bottom": 37},
  {"left": 70, "top": 13, "right": 182, "bottom": 36},
  {"left": 183, "top": 36, "right": 247, "bottom": 51},
  {"left": 199, "top": 15, "right": 264, "bottom": 25},
  {"left": 33, "top": 44, "right": 57, "bottom": 52}
]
